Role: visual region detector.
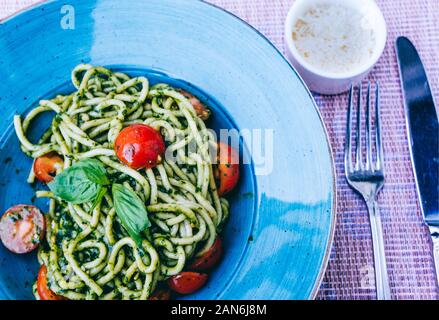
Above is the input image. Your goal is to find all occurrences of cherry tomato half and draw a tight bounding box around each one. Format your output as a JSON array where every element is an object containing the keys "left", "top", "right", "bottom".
[
  {"left": 37, "top": 265, "right": 66, "bottom": 300},
  {"left": 149, "top": 288, "right": 171, "bottom": 300},
  {"left": 167, "top": 272, "right": 208, "bottom": 295},
  {"left": 216, "top": 142, "right": 240, "bottom": 196},
  {"left": 188, "top": 237, "right": 223, "bottom": 271},
  {"left": 33, "top": 152, "right": 63, "bottom": 183},
  {"left": 0, "top": 205, "right": 45, "bottom": 254},
  {"left": 180, "top": 90, "right": 211, "bottom": 120},
  {"left": 114, "top": 124, "right": 166, "bottom": 170}
]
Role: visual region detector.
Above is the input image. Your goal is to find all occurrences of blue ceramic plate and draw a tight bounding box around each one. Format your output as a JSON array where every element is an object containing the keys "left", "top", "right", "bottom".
[{"left": 0, "top": 0, "right": 335, "bottom": 300}]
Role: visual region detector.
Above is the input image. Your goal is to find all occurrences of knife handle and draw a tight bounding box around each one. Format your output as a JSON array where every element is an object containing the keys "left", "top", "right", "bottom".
[{"left": 429, "top": 226, "right": 439, "bottom": 285}]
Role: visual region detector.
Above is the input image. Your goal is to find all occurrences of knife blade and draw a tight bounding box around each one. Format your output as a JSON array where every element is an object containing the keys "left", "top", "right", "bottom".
[{"left": 396, "top": 36, "right": 439, "bottom": 283}]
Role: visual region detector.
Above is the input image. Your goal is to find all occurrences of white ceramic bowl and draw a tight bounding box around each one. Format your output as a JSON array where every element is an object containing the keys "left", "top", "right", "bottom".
[{"left": 284, "top": 0, "right": 387, "bottom": 95}]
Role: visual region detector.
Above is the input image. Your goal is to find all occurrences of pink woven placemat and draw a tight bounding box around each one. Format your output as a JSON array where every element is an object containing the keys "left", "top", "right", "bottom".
[{"left": 1, "top": 0, "right": 438, "bottom": 300}]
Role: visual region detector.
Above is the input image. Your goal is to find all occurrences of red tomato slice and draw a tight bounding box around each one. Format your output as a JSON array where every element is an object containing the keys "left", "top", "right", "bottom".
[
  {"left": 149, "top": 288, "right": 171, "bottom": 300},
  {"left": 114, "top": 124, "right": 165, "bottom": 170},
  {"left": 33, "top": 152, "right": 64, "bottom": 183},
  {"left": 188, "top": 237, "right": 223, "bottom": 271},
  {"left": 37, "top": 265, "right": 66, "bottom": 300},
  {"left": 0, "top": 205, "right": 45, "bottom": 254},
  {"left": 216, "top": 142, "right": 240, "bottom": 196},
  {"left": 180, "top": 90, "right": 211, "bottom": 120},
  {"left": 167, "top": 272, "right": 208, "bottom": 294}
]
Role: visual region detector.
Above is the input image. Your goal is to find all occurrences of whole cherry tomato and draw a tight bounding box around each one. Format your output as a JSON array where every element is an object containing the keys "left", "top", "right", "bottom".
[
  {"left": 114, "top": 124, "right": 165, "bottom": 170},
  {"left": 180, "top": 90, "right": 211, "bottom": 120},
  {"left": 188, "top": 237, "right": 223, "bottom": 271},
  {"left": 216, "top": 142, "right": 240, "bottom": 196},
  {"left": 33, "top": 152, "right": 63, "bottom": 183},
  {"left": 167, "top": 272, "right": 208, "bottom": 295},
  {"left": 149, "top": 288, "right": 171, "bottom": 300},
  {"left": 37, "top": 265, "right": 66, "bottom": 300}
]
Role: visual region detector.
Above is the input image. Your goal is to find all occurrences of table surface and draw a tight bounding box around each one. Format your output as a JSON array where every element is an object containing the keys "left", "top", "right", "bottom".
[{"left": 1, "top": 0, "right": 438, "bottom": 300}]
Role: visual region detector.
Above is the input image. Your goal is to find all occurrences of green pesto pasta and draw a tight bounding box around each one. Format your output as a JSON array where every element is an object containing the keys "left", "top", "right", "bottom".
[{"left": 14, "top": 64, "right": 229, "bottom": 300}]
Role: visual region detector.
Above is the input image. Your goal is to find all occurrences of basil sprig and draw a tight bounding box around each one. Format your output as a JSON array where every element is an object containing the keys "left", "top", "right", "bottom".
[
  {"left": 48, "top": 159, "right": 109, "bottom": 206},
  {"left": 48, "top": 159, "right": 151, "bottom": 243},
  {"left": 112, "top": 184, "right": 151, "bottom": 245}
]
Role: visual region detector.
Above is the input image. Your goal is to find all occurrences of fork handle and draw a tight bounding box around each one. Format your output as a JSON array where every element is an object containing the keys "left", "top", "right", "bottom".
[{"left": 366, "top": 200, "right": 391, "bottom": 300}]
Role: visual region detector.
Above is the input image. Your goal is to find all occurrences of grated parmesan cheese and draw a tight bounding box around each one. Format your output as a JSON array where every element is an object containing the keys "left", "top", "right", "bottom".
[{"left": 292, "top": 3, "right": 377, "bottom": 74}]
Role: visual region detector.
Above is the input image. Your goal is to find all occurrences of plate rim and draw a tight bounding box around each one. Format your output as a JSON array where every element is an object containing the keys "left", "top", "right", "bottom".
[{"left": 0, "top": 0, "right": 337, "bottom": 300}]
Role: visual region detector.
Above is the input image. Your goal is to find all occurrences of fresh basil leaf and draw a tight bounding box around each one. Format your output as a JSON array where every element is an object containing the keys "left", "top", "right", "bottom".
[
  {"left": 73, "top": 159, "right": 110, "bottom": 186},
  {"left": 48, "top": 159, "right": 109, "bottom": 205},
  {"left": 112, "top": 183, "right": 150, "bottom": 245},
  {"left": 48, "top": 168, "right": 99, "bottom": 204}
]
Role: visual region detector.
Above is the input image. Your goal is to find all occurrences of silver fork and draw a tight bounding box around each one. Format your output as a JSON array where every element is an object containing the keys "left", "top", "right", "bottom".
[{"left": 344, "top": 82, "right": 391, "bottom": 300}]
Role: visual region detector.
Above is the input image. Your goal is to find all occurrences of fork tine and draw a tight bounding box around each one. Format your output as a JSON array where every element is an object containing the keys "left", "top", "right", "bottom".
[
  {"left": 375, "top": 83, "right": 384, "bottom": 171},
  {"left": 355, "top": 84, "right": 363, "bottom": 169},
  {"left": 344, "top": 85, "right": 354, "bottom": 174},
  {"left": 365, "top": 82, "right": 372, "bottom": 170}
]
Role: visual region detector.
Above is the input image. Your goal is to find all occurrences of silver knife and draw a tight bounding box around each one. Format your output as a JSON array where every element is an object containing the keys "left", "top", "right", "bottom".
[{"left": 396, "top": 36, "right": 439, "bottom": 284}]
